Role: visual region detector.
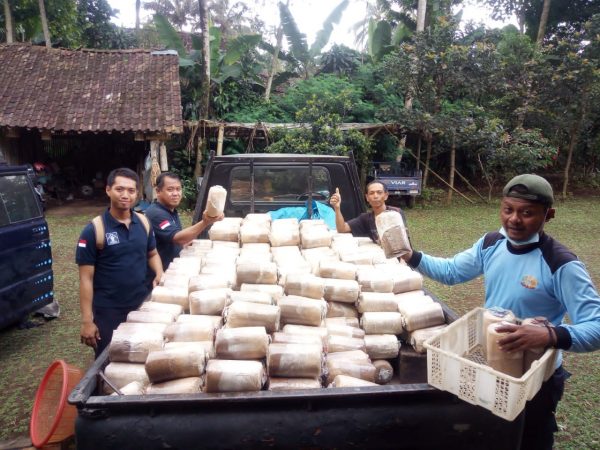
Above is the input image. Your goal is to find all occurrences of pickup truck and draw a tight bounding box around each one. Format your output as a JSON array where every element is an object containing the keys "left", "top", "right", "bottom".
[
  {"left": 68, "top": 153, "right": 524, "bottom": 449},
  {"left": 370, "top": 161, "right": 422, "bottom": 208}
]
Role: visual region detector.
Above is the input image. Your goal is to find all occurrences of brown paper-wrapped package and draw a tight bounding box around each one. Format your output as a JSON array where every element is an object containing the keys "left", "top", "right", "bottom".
[
  {"left": 240, "top": 222, "right": 271, "bottom": 244},
  {"left": 400, "top": 302, "right": 445, "bottom": 332},
  {"left": 356, "top": 270, "right": 394, "bottom": 293},
  {"left": 327, "top": 334, "right": 366, "bottom": 353},
  {"left": 326, "top": 350, "right": 370, "bottom": 363},
  {"left": 127, "top": 310, "right": 176, "bottom": 325},
  {"left": 224, "top": 301, "right": 280, "bottom": 333},
  {"left": 103, "top": 362, "right": 149, "bottom": 393},
  {"left": 267, "top": 343, "right": 323, "bottom": 378},
  {"left": 269, "top": 226, "right": 300, "bottom": 247},
  {"left": 176, "top": 314, "right": 223, "bottom": 329},
  {"left": 390, "top": 268, "right": 423, "bottom": 294},
  {"left": 163, "top": 322, "right": 215, "bottom": 343},
  {"left": 215, "top": 327, "right": 269, "bottom": 359},
  {"left": 108, "top": 328, "right": 164, "bottom": 363},
  {"left": 188, "top": 288, "right": 232, "bottom": 315},
  {"left": 410, "top": 325, "right": 447, "bottom": 354},
  {"left": 486, "top": 322, "right": 523, "bottom": 378},
  {"left": 145, "top": 347, "right": 207, "bottom": 383},
  {"left": 164, "top": 341, "right": 215, "bottom": 359},
  {"left": 110, "top": 380, "right": 145, "bottom": 396},
  {"left": 326, "top": 301, "right": 359, "bottom": 318},
  {"left": 160, "top": 273, "right": 191, "bottom": 288},
  {"left": 189, "top": 274, "right": 232, "bottom": 292},
  {"left": 482, "top": 308, "right": 516, "bottom": 356},
  {"left": 138, "top": 301, "right": 183, "bottom": 318},
  {"left": 522, "top": 318, "right": 547, "bottom": 373},
  {"left": 205, "top": 185, "right": 227, "bottom": 217},
  {"left": 328, "top": 374, "right": 378, "bottom": 388},
  {"left": 281, "top": 325, "right": 328, "bottom": 345},
  {"left": 271, "top": 332, "right": 325, "bottom": 350},
  {"left": 325, "top": 317, "right": 360, "bottom": 328},
  {"left": 204, "top": 360, "right": 265, "bottom": 393},
  {"left": 319, "top": 260, "right": 357, "bottom": 280},
  {"left": 146, "top": 377, "right": 203, "bottom": 395},
  {"left": 322, "top": 278, "right": 360, "bottom": 303},
  {"left": 373, "top": 359, "right": 394, "bottom": 384},
  {"left": 208, "top": 221, "right": 240, "bottom": 242},
  {"left": 227, "top": 290, "right": 273, "bottom": 305},
  {"left": 356, "top": 292, "right": 399, "bottom": 313},
  {"left": 395, "top": 290, "right": 426, "bottom": 302},
  {"left": 361, "top": 312, "right": 404, "bottom": 335},
  {"left": 151, "top": 286, "right": 189, "bottom": 312},
  {"left": 278, "top": 295, "right": 327, "bottom": 327},
  {"left": 325, "top": 359, "right": 377, "bottom": 385},
  {"left": 300, "top": 226, "right": 332, "bottom": 249},
  {"left": 116, "top": 322, "right": 168, "bottom": 335},
  {"left": 240, "top": 283, "right": 284, "bottom": 303},
  {"left": 236, "top": 262, "right": 278, "bottom": 285},
  {"left": 326, "top": 324, "right": 365, "bottom": 339},
  {"left": 364, "top": 334, "right": 400, "bottom": 360},
  {"left": 268, "top": 378, "right": 322, "bottom": 391},
  {"left": 284, "top": 274, "right": 325, "bottom": 299}
]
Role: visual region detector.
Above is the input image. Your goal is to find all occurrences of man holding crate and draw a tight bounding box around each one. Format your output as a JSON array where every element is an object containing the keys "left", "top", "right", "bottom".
[{"left": 400, "top": 174, "right": 600, "bottom": 450}]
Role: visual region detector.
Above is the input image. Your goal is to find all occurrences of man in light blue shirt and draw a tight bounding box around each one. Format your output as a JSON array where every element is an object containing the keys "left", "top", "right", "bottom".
[{"left": 401, "top": 174, "right": 600, "bottom": 450}]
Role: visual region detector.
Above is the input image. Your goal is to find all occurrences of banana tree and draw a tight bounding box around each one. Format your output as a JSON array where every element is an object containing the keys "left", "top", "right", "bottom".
[{"left": 278, "top": 0, "right": 349, "bottom": 79}]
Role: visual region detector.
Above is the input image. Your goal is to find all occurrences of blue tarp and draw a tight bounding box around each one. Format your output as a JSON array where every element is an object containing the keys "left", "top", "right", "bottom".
[{"left": 269, "top": 200, "right": 336, "bottom": 230}]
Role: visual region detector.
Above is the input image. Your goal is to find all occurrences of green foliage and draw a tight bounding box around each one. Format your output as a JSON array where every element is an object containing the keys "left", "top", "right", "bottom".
[
  {"left": 487, "top": 128, "right": 558, "bottom": 177},
  {"left": 318, "top": 44, "right": 361, "bottom": 76}
]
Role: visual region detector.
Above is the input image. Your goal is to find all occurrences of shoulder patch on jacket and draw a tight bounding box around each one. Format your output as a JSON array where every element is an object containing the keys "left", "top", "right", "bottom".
[
  {"left": 483, "top": 231, "right": 505, "bottom": 250},
  {"left": 539, "top": 234, "right": 578, "bottom": 274}
]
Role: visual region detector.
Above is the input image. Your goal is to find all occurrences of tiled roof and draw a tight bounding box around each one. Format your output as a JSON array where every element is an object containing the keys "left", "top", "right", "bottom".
[{"left": 0, "top": 44, "right": 183, "bottom": 134}]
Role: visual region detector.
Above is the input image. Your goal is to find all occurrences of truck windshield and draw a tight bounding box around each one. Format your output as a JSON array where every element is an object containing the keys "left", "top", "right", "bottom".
[
  {"left": 0, "top": 174, "right": 42, "bottom": 226},
  {"left": 230, "top": 166, "right": 331, "bottom": 202}
]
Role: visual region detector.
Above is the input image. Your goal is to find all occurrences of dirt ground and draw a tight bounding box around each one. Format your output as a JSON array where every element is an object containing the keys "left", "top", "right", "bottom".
[{"left": 45, "top": 198, "right": 108, "bottom": 217}]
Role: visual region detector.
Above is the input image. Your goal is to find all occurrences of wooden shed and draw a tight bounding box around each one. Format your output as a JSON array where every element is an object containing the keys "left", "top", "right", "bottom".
[{"left": 0, "top": 43, "right": 183, "bottom": 199}]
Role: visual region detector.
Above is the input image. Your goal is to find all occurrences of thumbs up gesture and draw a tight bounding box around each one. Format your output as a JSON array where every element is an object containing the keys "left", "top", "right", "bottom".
[{"left": 330, "top": 187, "right": 341, "bottom": 210}]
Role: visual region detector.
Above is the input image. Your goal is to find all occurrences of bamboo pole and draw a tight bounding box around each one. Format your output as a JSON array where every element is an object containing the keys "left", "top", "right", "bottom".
[
  {"left": 404, "top": 147, "right": 475, "bottom": 204},
  {"left": 216, "top": 123, "right": 224, "bottom": 156},
  {"left": 454, "top": 167, "right": 487, "bottom": 202}
]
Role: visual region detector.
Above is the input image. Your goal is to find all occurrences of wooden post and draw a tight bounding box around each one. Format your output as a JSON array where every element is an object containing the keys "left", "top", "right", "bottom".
[
  {"left": 159, "top": 142, "right": 169, "bottom": 171},
  {"left": 216, "top": 124, "right": 224, "bottom": 156},
  {"left": 150, "top": 140, "right": 161, "bottom": 200}
]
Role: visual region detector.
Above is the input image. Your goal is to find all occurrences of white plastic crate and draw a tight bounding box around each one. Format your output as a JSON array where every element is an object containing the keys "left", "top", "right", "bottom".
[{"left": 423, "top": 307, "right": 557, "bottom": 421}]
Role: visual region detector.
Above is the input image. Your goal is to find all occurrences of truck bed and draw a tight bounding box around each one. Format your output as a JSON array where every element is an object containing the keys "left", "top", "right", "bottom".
[{"left": 68, "top": 300, "right": 524, "bottom": 450}]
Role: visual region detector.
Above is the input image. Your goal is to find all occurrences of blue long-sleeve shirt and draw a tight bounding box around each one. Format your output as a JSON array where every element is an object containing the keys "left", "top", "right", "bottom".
[{"left": 407, "top": 231, "right": 600, "bottom": 363}]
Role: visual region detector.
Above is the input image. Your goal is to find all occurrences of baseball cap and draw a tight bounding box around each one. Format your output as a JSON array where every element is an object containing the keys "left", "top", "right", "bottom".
[{"left": 502, "top": 174, "right": 554, "bottom": 207}]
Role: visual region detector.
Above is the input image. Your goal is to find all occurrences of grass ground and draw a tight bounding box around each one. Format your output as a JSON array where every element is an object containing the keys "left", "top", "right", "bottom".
[{"left": 0, "top": 197, "right": 598, "bottom": 448}]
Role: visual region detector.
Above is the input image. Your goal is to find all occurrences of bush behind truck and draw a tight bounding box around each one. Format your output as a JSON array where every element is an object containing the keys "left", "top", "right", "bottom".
[{"left": 69, "top": 153, "right": 524, "bottom": 449}]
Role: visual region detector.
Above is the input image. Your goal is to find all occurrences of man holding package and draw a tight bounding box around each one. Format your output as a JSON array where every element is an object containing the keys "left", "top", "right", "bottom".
[
  {"left": 330, "top": 180, "right": 407, "bottom": 243},
  {"left": 144, "top": 172, "right": 224, "bottom": 270},
  {"left": 399, "top": 174, "right": 600, "bottom": 450}
]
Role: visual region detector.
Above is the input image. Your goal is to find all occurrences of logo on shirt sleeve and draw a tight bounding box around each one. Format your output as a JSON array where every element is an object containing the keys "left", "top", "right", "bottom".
[
  {"left": 106, "top": 232, "right": 120, "bottom": 246},
  {"left": 520, "top": 275, "right": 538, "bottom": 289},
  {"left": 159, "top": 220, "right": 171, "bottom": 230},
  {"left": 78, "top": 239, "right": 87, "bottom": 248}
]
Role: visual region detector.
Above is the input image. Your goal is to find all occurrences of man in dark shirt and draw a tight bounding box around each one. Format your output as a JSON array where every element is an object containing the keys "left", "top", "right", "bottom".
[
  {"left": 329, "top": 180, "right": 406, "bottom": 243},
  {"left": 76, "top": 168, "right": 163, "bottom": 358},
  {"left": 144, "top": 172, "right": 223, "bottom": 270}
]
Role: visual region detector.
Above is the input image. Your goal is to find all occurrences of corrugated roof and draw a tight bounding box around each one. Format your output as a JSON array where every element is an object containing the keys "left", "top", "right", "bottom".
[{"left": 0, "top": 44, "right": 183, "bottom": 134}]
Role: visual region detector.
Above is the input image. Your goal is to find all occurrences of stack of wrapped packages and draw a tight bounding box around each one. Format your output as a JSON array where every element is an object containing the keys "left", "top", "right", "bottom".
[{"left": 102, "top": 211, "right": 449, "bottom": 395}]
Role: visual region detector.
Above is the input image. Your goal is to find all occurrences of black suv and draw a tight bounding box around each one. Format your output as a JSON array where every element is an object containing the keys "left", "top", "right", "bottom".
[{"left": 0, "top": 162, "right": 54, "bottom": 329}]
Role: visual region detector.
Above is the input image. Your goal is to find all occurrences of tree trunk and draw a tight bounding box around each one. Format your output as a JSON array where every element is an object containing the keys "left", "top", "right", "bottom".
[
  {"left": 416, "top": 0, "right": 426, "bottom": 32},
  {"left": 135, "top": 0, "right": 141, "bottom": 30},
  {"left": 195, "top": 0, "right": 210, "bottom": 179},
  {"left": 265, "top": 26, "right": 283, "bottom": 101},
  {"left": 416, "top": 135, "right": 422, "bottom": 172},
  {"left": 447, "top": 131, "right": 456, "bottom": 204},
  {"left": 562, "top": 121, "right": 580, "bottom": 199},
  {"left": 3, "top": 0, "right": 13, "bottom": 43},
  {"left": 38, "top": 0, "right": 51, "bottom": 48},
  {"left": 423, "top": 133, "right": 432, "bottom": 188},
  {"left": 536, "top": 0, "right": 551, "bottom": 45}
]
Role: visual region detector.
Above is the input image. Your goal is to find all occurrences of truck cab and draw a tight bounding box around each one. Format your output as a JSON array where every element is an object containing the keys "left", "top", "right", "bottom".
[
  {"left": 370, "top": 161, "right": 422, "bottom": 208},
  {"left": 0, "top": 162, "right": 54, "bottom": 329}
]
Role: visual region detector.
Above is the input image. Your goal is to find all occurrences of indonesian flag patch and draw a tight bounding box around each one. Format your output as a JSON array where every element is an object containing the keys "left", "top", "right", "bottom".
[
  {"left": 159, "top": 220, "right": 171, "bottom": 230},
  {"left": 78, "top": 239, "right": 87, "bottom": 248}
]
